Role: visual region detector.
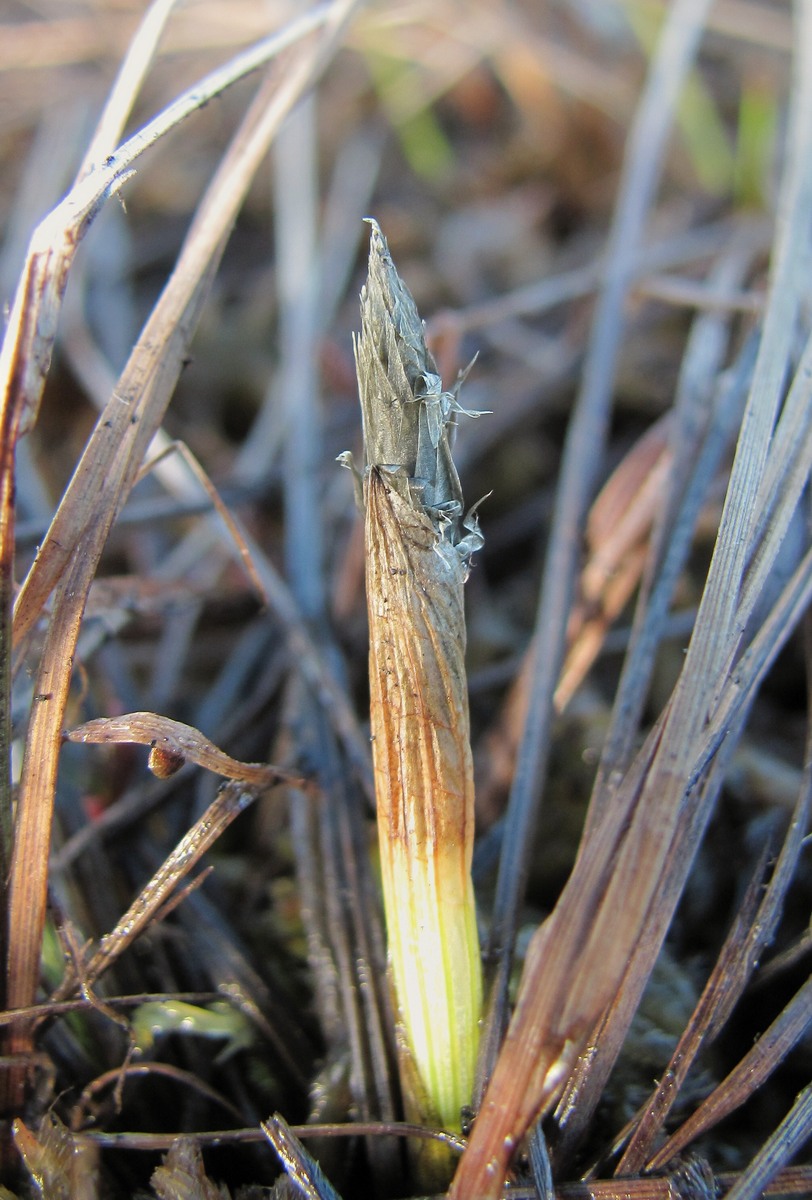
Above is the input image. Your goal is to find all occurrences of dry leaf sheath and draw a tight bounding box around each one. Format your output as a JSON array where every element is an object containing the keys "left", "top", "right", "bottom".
[{"left": 351, "top": 220, "right": 483, "bottom": 1132}]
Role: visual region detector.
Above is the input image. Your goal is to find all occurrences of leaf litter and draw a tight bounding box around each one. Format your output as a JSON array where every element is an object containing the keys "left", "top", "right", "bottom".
[{"left": 0, "top": 2, "right": 810, "bottom": 1198}]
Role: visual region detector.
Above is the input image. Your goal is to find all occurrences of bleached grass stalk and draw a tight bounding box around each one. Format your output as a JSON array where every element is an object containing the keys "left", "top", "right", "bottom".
[
  {"left": 450, "top": 0, "right": 812, "bottom": 1190},
  {"left": 351, "top": 220, "right": 482, "bottom": 1132},
  {"left": 0, "top": 0, "right": 361, "bottom": 1119}
]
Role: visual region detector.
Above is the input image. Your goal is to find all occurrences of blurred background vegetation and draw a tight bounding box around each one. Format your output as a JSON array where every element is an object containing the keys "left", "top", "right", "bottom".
[{"left": 1, "top": 2, "right": 808, "bottom": 1197}]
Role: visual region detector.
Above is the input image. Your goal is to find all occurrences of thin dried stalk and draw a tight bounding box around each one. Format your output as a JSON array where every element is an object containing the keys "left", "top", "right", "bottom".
[
  {"left": 1, "top": 0, "right": 362, "bottom": 1121},
  {"left": 647, "top": 975, "right": 812, "bottom": 1168},
  {"left": 262, "top": 1113, "right": 343, "bottom": 1200},
  {"left": 451, "top": 0, "right": 812, "bottom": 1190},
  {"left": 50, "top": 782, "right": 256, "bottom": 1004},
  {"left": 618, "top": 716, "right": 812, "bottom": 1173},
  {"left": 479, "top": 0, "right": 717, "bottom": 1073},
  {"left": 352, "top": 220, "right": 483, "bottom": 1133},
  {"left": 720, "top": 1084, "right": 812, "bottom": 1200}
]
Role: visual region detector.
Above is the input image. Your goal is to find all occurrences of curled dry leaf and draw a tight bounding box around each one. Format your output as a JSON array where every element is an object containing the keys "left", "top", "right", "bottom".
[
  {"left": 477, "top": 417, "right": 672, "bottom": 820},
  {"left": 556, "top": 415, "right": 672, "bottom": 710},
  {"left": 66, "top": 711, "right": 314, "bottom": 793}
]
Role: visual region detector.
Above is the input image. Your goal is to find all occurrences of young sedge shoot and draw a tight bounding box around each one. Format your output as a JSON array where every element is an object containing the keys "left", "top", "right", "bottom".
[{"left": 350, "top": 220, "right": 483, "bottom": 1134}]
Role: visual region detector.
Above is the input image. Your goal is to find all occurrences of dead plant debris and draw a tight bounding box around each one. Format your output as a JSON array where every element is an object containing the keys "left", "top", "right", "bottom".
[{"left": 0, "top": 2, "right": 810, "bottom": 1199}]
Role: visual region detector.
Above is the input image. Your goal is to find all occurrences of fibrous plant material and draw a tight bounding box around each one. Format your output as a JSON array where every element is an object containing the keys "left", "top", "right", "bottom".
[
  {"left": 350, "top": 220, "right": 483, "bottom": 1134},
  {"left": 0, "top": 0, "right": 363, "bottom": 1126}
]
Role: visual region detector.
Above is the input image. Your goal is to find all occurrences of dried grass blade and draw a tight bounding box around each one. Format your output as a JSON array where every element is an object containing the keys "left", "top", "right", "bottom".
[
  {"left": 559, "top": 537, "right": 812, "bottom": 1165},
  {"left": 0, "top": 387, "right": 17, "bottom": 966},
  {"left": 480, "top": 0, "right": 716, "bottom": 1073},
  {"left": 0, "top": 6, "right": 331, "bottom": 465},
  {"left": 271, "top": 94, "right": 400, "bottom": 1176},
  {"left": 285, "top": 687, "right": 399, "bottom": 1188},
  {"left": 554, "top": 539, "right": 812, "bottom": 1167},
  {"left": 720, "top": 1084, "right": 812, "bottom": 1200},
  {"left": 616, "top": 847, "right": 771, "bottom": 1173},
  {"left": 52, "top": 782, "right": 256, "bottom": 1004},
  {"left": 723, "top": 324, "right": 812, "bottom": 657},
  {"left": 262, "top": 1113, "right": 344, "bottom": 1200},
  {"left": 587, "top": 241, "right": 759, "bottom": 823},
  {"left": 2, "top": 0, "right": 186, "bottom": 972},
  {"left": 454, "top": 1, "right": 812, "bottom": 1186},
  {"left": 4, "top": 2, "right": 361, "bottom": 1107},
  {"left": 468, "top": 1164, "right": 810, "bottom": 1200},
  {"left": 555, "top": 419, "right": 672, "bottom": 712},
  {"left": 75, "top": 0, "right": 180, "bottom": 182},
  {"left": 453, "top": 0, "right": 716, "bottom": 1189},
  {"left": 673, "top": 15, "right": 812, "bottom": 710},
  {"left": 648, "top": 976, "right": 812, "bottom": 1167},
  {"left": 12, "top": 4, "right": 356, "bottom": 652},
  {"left": 226, "top": 523, "right": 372, "bottom": 804},
  {"left": 273, "top": 95, "right": 324, "bottom": 614},
  {"left": 456, "top": 230, "right": 812, "bottom": 1200},
  {"left": 697, "top": 544, "right": 812, "bottom": 781},
  {"left": 482, "top": 249, "right": 757, "bottom": 836}
]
